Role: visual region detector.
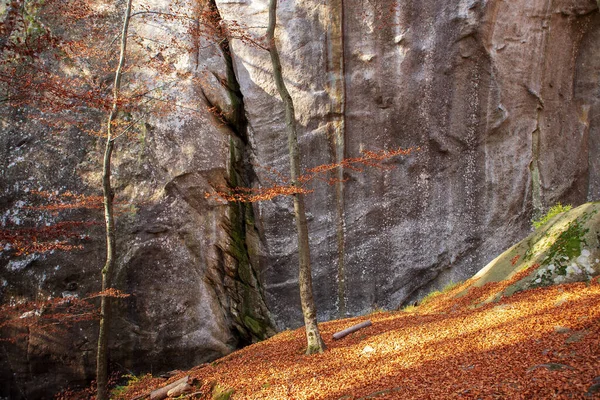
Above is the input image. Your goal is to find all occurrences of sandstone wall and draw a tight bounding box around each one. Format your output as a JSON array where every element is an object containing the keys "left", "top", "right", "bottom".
[
  {"left": 214, "top": 0, "right": 600, "bottom": 326},
  {"left": 0, "top": 0, "right": 274, "bottom": 397}
]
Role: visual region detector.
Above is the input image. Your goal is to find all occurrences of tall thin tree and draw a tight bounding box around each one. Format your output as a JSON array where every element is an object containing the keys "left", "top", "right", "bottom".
[
  {"left": 266, "top": 0, "right": 325, "bottom": 354},
  {"left": 96, "top": 0, "right": 133, "bottom": 397}
]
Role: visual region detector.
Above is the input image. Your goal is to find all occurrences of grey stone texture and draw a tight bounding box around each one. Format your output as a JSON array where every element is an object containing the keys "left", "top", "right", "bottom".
[{"left": 215, "top": 0, "right": 600, "bottom": 326}]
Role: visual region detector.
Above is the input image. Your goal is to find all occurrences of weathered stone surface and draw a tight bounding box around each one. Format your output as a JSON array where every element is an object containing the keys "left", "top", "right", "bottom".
[
  {"left": 0, "top": 0, "right": 274, "bottom": 398},
  {"left": 215, "top": 0, "right": 600, "bottom": 327},
  {"left": 463, "top": 202, "right": 600, "bottom": 303}
]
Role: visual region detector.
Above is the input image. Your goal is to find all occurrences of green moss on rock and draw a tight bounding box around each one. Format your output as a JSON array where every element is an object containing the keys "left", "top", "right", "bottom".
[
  {"left": 457, "top": 202, "right": 600, "bottom": 305},
  {"left": 227, "top": 138, "right": 276, "bottom": 343}
]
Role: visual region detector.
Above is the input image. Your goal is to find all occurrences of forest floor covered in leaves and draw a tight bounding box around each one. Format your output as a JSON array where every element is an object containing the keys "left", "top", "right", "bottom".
[{"left": 118, "top": 276, "right": 600, "bottom": 400}]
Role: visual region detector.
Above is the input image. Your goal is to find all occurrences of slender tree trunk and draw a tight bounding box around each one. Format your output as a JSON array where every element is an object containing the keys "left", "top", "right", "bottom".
[
  {"left": 266, "top": 0, "right": 325, "bottom": 355},
  {"left": 96, "top": 0, "right": 133, "bottom": 398}
]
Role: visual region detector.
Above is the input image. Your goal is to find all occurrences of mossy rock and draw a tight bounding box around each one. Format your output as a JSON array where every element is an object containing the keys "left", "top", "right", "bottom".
[
  {"left": 243, "top": 315, "right": 270, "bottom": 339},
  {"left": 457, "top": 202, "right": 600, "bottom": 303},
  {"left": 212, "top": 384, "right": 234, "bottom": 400}
]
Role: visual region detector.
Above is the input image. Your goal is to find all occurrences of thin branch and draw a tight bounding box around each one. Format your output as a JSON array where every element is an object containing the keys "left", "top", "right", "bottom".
[
  {"left": 198, "top": 37, "right": 227, "bottom": 50},
  {"left": 133, "top": 35, "right": 177, "bottom": 47},
  {"left": 229, "top": 34, "right": 269, "bottom": 51},
  {"left": 110, "top": 113, "right": 148, "bottom": 142},
  {"left": 141, "top": 95, "right": 204, "bottom": 114},
  {"left": 131, "top": 80, "right": 179, "bottom": 99},
  {"left": 130, "top": 10, "right": 196, "bottom": 22}
]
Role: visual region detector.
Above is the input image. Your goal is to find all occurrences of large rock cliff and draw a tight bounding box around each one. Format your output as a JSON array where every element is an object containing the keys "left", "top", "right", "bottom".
[
  {"left": 1, "top": 0, "right": 599, "bottom": 397},
  {"left": 215, "top": 0, "right": 600, "bottom": 326}
]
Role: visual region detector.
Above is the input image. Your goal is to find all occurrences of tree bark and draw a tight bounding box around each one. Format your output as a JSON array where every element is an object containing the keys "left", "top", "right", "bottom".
[
  {"left": 150, "top": 376, "right": 190, "bottom": 400},
  {"left": 96, "top": 0, "right": 133, "bottom": 398},
  {"left": 266, "top": 0, "right": 325, "bottom": 355}
]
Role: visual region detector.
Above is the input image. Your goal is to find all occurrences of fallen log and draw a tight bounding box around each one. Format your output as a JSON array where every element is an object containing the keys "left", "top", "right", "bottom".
[
  {"left": 184, "top": 391, "right": 203, "bottom": 398},
  {"left": 150, "top": 376, "right": 189, "bottom": 400},
  {"left": 167, "top": 382, "right": 192, "bottom": 397},
  {"left": 333, "top": 320, "right": 372, "bottom": 340}
]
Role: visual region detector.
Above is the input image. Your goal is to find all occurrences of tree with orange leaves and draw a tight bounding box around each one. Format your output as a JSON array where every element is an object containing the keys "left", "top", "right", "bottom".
[
  {"left": 207, "top": 144, "right": 417, "bottom": 355},
  {"left": 0, "top": 188, "right": 128, "bottom": 399},
  {"left": 0, "top": 0, "right": 226, "bottom": 397}
]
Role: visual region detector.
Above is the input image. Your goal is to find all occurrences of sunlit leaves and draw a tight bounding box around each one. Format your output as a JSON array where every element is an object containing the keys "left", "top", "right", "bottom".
[
  {"left": 116, "top": 280, "right": 600, "bottom": 399},
  {"left": 206, "top": 147, "right": 419, "bottom": 203}
]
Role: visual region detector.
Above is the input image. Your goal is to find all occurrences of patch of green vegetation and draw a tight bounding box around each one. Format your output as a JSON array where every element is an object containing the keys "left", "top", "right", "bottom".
[
  {"left": 442, "top": 280, "right": 461, "bottom": 292},
  {"left": 529, "top": 211, "right": 596, "bottom": 287},
  {"left": 401, "top": 304, "right": 417, "bottom": 313},
  {"left": 420, "top": 290, "right": 442, "bottom": 306},
  {"left": 110, "top": 374, "right": 142, "bottom": 399},
  {"left": 544, "top": 220, "right": 586, "bottom": 267},
  {"left": 212, "top": 384, "right": 234, "bottom": 400},
  {"left": 228, "top": 139, "right": 273, "bottom": 341},
  {"left": 419, "top": 280, "right": 463, "bottom": 306},
  {"left": 525, "top": 207, "right": 595, "bottom": 263},
  {"left": 23, "top": 1, "right": 49, "bottom": 38},
  {"left": 137, "top": 123, "right": 150, "bottom": 163},
  {"left": 111, "top": 385, "right": 128, "bottom": 398},
  {"left": 243, "top": 314, "right": 268, "bottom": 337},
  {"left": 532, "top": 203, "right": 572, "bottom": 229}
]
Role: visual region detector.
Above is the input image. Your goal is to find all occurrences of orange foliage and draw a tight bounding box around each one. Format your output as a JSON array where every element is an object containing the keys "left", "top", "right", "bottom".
[
  {"left": 0, "top": 221, "right": 98, "bottom": 256},
  {"left": 0, "top": 189, "right": 115, "bottom": 256},
  {"left": 206, "top": 147, "right": 418, "bottom": 203},
  {"left": 0, "top": 0, "right": 222, "bottom": 141},
  {"left": 27, "top": 190, "right": 105, "bottom": 211},
  {"left": 0, "top": 296, "right": 96, "bottom": 343},
  {"left": 419, "top": 264, "right": 541, "bottom": 314},
  {"left": 0, "top": 289, "right": 129, "bottom": 345},
  {"left": 114, "top": 281, "right": 600, "bottom": 400}
]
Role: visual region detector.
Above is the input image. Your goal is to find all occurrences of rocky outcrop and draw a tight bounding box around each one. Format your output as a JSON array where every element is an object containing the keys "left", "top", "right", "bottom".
[
  {"left": 0, "top": 0, "right": 274, "bottom": 397},
  {"left": 214, "top": 0, "right": 600, "bottom": 327},
  {"left": 462, "top": 202, "right": 600, "bottom": 302},
  {"left": 1, "top": 0, "right": 600, "bottom": 397}
]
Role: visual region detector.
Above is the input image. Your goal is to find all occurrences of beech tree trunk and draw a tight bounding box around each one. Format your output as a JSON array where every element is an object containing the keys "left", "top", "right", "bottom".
[
  {"left": 96, "top": 0, "right": 133, "bottom": 398},
  {"left": 267, "top": 0, "right": 325, "bottom": 355}
]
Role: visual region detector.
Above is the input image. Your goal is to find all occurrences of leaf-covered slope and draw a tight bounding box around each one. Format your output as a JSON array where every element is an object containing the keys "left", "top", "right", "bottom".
[
  {"left": 115, "top": 280, "right": 600, "bottom": 399},
  {"left": 113, "top": 205, "right": 600, "bottom": 399}
]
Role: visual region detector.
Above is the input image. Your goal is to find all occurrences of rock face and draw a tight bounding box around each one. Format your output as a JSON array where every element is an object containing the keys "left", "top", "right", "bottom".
[
  {"left": 1, "top": 0, "right": 600, "bottom": 397},
  {"left": 215, "top": 0, "right": 600, "bottom": 327},
  {"left": 0, "top": 0, "right": 275, "bottom": 397}
]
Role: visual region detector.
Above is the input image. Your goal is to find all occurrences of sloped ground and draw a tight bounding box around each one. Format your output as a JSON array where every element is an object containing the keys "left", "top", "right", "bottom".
[
  {"left": 116, "top": 276, "right": 600, "bottom": 399},
  {"left": 110, "top": 204, "right": 600, "bottom": 399}
]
